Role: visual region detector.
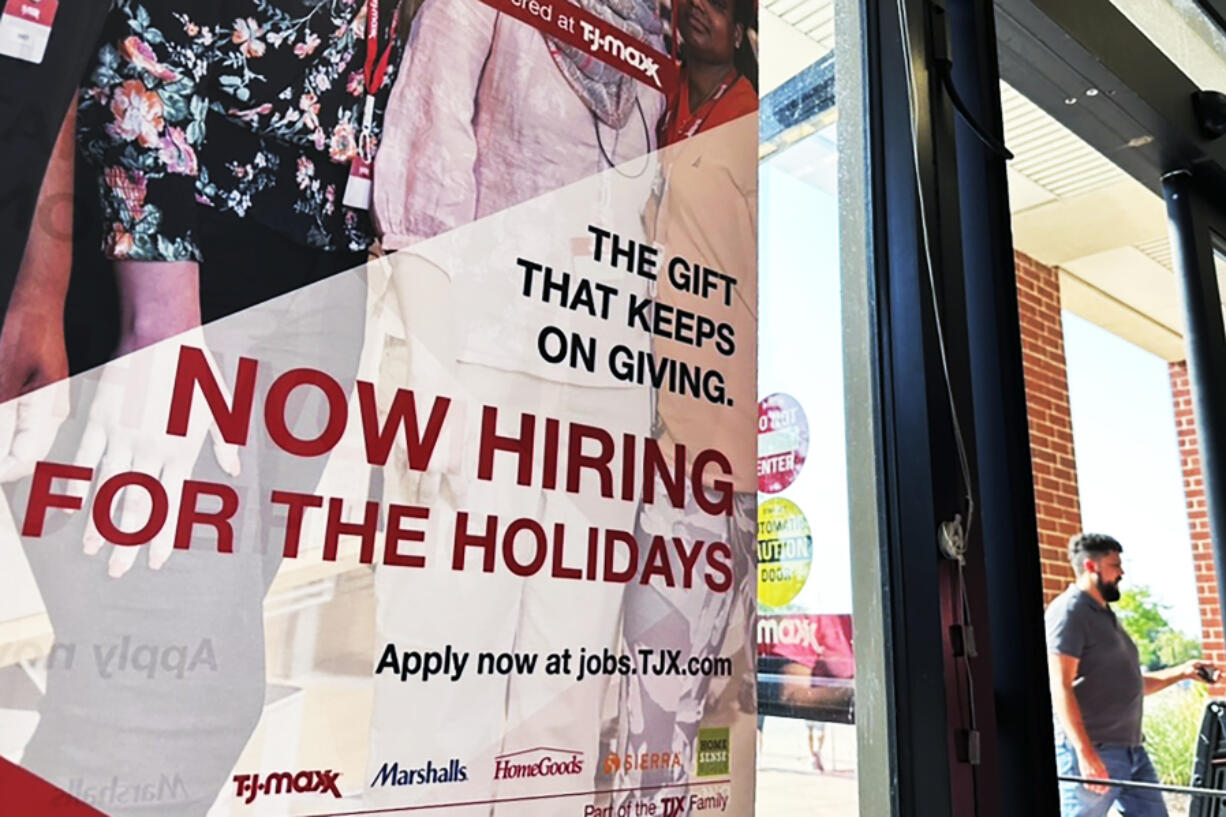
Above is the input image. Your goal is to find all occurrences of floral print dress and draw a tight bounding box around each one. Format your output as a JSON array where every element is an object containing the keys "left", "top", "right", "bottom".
[{"left": 78, "top": 0, "right": 399, "bottom": 262}]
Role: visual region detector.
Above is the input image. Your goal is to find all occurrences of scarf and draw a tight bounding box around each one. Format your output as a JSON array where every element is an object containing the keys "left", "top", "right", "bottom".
[{"left": 547, "top": 0, "right": 663, "bottom": 128}]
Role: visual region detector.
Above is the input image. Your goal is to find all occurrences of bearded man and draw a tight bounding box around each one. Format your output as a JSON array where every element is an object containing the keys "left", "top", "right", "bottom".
[{"left": 1047, "top": 532, "right": 1217, "bottom": 817}]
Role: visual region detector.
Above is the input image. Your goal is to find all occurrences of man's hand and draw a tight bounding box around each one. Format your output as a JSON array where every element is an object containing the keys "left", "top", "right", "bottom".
[
  {"left": 1179, "top": 660, "right": 1219, "bottom": 684},
  {"left": 1077, "top": 747, "right": 1111, "bottom": 795},
  {"left": 1143, "top": 659, "right": 1219, "bottom": 694},
  {"left": 1048, "top": 651, "right": 1112, "bottom": 794}
]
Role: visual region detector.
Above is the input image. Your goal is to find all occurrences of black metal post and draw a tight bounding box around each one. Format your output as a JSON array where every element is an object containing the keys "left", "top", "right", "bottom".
[
  {"left": 1163, "top": 169, "right": 1226, "bottom": 638},
  {"left": 948, "top": 0, "right": 1061, "bottom": 811}
]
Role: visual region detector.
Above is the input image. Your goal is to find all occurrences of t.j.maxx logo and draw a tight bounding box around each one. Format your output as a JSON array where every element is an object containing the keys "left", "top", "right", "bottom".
[{"left": 232, "top": 770, "right": 341, "bottom": 804}]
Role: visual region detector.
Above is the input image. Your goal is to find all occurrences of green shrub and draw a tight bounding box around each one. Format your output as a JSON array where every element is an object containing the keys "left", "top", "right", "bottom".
[
  {"left": 1117, "top": 586, "right": 1203, "bottom": 670},
  {"left": 1143, "top": 683, "right": 1209, "bottom": 786}
]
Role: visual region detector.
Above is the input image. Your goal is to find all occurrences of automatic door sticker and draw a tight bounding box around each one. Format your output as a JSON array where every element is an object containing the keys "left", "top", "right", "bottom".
[
  {"left": 757, "top": 498, "right": 812, "bottom": 608},
  {"left": 757, "top": 393, "right": 808, "bottom": 494}
]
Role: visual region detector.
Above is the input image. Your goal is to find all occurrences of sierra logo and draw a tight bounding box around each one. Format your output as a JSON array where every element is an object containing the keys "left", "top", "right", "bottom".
[
  {"left": 232, "top": 770, "right": 341, "bottom": 804},
  {"left": 371, "top": 758, "right": 468, "bottom": 787},
  {"left": 492, "top": 747, "right": 583, "bottom": 780},
  {"left": 603, "top": 751, "right": 684, "bottom": 774}
]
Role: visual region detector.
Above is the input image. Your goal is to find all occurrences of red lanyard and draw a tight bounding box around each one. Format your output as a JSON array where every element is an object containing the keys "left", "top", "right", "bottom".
[
  {"left": 665, "top": 70, "right": 736, "bottom": 142},
  {"left": 357, "top": 0, "right": 398, "bottom": 160},
  {"left": 363, "top": 0, "right": 398, "bottom": 98}
]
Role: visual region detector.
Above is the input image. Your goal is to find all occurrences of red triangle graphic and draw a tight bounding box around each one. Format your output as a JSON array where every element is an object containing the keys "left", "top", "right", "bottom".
[{"left": 0, "top": 756, "right": 106, "bottom": 816}]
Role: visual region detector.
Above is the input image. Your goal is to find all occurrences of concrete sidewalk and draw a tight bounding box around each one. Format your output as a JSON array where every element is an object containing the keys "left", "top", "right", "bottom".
[
  {"left": 751, "top": 716, "right": 1196, "bottom": 817},
  {"left": 756, "top": 716, "right": 858, "bottom": 816}
]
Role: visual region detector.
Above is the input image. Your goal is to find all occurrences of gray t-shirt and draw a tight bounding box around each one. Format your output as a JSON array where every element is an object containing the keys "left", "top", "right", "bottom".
[{"left": 1045, "top": 585, "right": 1144, "bottom": 747}]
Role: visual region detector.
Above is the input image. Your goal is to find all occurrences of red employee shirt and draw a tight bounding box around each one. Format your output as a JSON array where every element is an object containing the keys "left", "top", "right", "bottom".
[{"left": 659, "top": 68, "right": 758, "bottom": 147}]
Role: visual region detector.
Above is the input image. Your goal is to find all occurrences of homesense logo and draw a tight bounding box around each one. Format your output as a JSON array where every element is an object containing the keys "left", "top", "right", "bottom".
[{"left": 696, "top": 728, "right": 730, "bottom": 777}]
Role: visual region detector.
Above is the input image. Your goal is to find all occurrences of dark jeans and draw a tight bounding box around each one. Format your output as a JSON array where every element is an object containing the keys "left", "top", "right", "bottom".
[
  {"left": 12, "top": 207, "right": 367, "bottom": 815},
  {"left": 1055, "top": 736, "right": 1169, "bottom": 817}
]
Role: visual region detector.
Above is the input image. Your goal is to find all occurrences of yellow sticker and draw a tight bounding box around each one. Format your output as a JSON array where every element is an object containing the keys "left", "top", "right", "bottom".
[{"left": 757, "top": 497, "right": 813, "bottom": 608}]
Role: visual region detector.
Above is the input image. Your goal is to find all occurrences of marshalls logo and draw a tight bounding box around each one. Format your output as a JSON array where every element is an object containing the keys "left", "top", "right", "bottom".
[
  {"left": 371, "top": 758, "right": 468, "bottom": 787},
  {"left": 62, "top": 774, "right": 188, "bottom": 807},
  {"left": 492, "top": 747, "right": 583, "bottom": 780},
  {"left": 232, "top": 770, "right": 341, "bottom": 804}
]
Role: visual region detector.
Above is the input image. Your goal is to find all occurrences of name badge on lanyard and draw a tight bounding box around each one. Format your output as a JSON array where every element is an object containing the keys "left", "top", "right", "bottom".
[
  {"left": 343, "top": 0, "right": 397, "bottom": 211},
  {"left": 343, "top": 94, "right": 377, "bottom": 210},
  {"left": 0, "top": 0, "right": 58, "bottom": 64}
]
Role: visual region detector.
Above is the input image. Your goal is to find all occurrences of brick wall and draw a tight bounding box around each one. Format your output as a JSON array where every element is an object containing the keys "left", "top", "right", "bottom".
[
  {"left": 1015, "top": 251, "right": 1080, "bottom": 604},
  {"left": 1169, "top": 361, "right": 1225, "bottom": 680},
  {"left": 1014, "top": 255, "right": 1220, "bottom": 670}
]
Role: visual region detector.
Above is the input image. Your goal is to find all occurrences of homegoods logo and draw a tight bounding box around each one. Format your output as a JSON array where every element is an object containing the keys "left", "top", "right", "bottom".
[{"left": 492, "top": 747, "right": 583, "bottom": 780}]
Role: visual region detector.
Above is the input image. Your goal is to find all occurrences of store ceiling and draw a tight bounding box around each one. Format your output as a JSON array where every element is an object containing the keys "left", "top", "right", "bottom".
[
  {"left": 1108, "top": 0, "right": 1226, "bottom": 91},
  {"left": 761, "top": 0, "right": 831, "bottom": 94},
  {"left": 1000, "top": 82, "right": 1189, "bottom": 362}
]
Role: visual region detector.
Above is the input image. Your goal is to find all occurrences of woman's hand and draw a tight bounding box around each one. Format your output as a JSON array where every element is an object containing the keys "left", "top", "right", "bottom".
[
  {"left": 73, "top": 330, "right": 240, "bottom": 576},
  {"left": 0, "top": 305, "right": 69, "bottom": 481},
  {"left": 73, "top": 260, "right": 240, "bottom": 577}
]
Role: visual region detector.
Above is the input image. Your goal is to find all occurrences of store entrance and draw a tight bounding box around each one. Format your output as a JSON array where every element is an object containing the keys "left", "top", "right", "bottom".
[{"left": 997, "top": 0, "right": 1226, "bottom": 813}]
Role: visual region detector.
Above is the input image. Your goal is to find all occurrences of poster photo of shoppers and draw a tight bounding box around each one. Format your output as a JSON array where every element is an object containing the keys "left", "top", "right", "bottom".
[{"left": 0, "top": 1, "right": 759, "bottom": 815}]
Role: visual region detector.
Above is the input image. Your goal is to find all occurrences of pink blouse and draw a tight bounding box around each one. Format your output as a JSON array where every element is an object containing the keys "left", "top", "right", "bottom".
[{"left": 372, "top": 0, "right": 666, "bottom": 250}]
